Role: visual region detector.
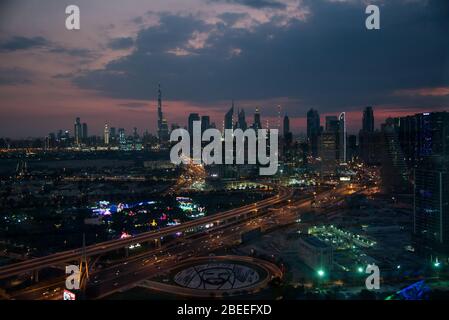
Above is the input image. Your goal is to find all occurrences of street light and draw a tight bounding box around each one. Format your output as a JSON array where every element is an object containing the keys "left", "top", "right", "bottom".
[
  {"left": 357, "top": 267, "right": 364, "bottom": 273},
  {"left": 317, "top": 269, "right": 325, "bottom": 277}
]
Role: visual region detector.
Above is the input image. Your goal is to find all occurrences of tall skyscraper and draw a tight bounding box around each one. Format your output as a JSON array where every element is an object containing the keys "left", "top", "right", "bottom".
[
  {"left": 82, "top": 123, "right": 88, "bottom": 141},
  {"left": 118, "top": 128, "right": 126, "bottom": 144},
  {"left": 201, "top": 115, "right": 210, "bottom": 134},
  {"left": 157, "top": 84, "right": 169, "bottom": 143},
  {"left": 104, "top": 124, "right": 110, "bottom": 145},
  {"left": 319, "top": 131, "right": 337, "bottom": 176},
  {"left": 413, "top": 163, "right": 449, "bottom": 258},
  {"left": 224, "top": 102, "right": 234, "bottom": 131},
  {"left": 283, "top": 115, "right": 290, "bottom": 137},
  {"left": 188, "top": 113, "right": 200, "bottom": 137},
  {"left": 307, "top": 109, "right": 320, "bottom": 157},
  {"left": 74, "top": 117, "right": 82, "bottom": 146},
  {"left": 236, "top": 109, "right": 247, "bottom": 131},
  {"left": 411, "top": 112, "right": 449, "bottom": 259},
  {"left": 363, "top": 106, "right": 375, "bottom": 133},
  {"left": 325, "top": 116, "right": 339, "bottom": 133},
  {"left": 338, "top": 112, "right": 347, "bottom": 163},
  {"left": 253, "top": 107, "right": 262, "bottom": 130}
]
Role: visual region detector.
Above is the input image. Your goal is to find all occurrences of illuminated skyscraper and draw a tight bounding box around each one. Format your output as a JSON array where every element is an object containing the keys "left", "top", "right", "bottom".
[
  {"left": 74, "top": 117, "right": 82, "bottom": 146},
  {"left": 338, "top": 112, "right": 346, "bottom": 163},
  {"left": 253, "top": 107, "right": 262, "bottom": 130},
  {"left": 104, "top": 124, "right": 110, "bottom": 145},
  {"left": 157, "top": 84, "right": 169, "bottom": 143}
]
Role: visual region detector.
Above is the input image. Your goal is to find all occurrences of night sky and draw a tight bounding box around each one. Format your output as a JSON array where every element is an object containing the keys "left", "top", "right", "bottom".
[{"left": 0, "top": 0, "right": 448, "bottom": 138}]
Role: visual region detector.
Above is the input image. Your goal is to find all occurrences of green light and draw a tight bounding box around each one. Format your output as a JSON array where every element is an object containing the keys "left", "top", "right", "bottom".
[
  {"left": 434, "top": 262, "right": 441, "bottom": 268},
  {"left": 357, "top": 267, "right": 363, "bottom": 273},
  {"left": 317, "top": 269, "right": 325, "bottom": 277}
]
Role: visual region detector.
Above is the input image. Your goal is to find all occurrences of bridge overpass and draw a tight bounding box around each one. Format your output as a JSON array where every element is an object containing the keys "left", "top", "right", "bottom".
[{"left": 0, "top": 185, "right": 293, "bottom": 280}]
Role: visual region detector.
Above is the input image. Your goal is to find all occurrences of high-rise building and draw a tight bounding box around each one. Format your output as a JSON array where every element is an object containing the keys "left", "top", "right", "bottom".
[
  {"left": 253, "top": 107, "right": 262, "bottom": 130},
  {"left": 74, "top": 117, "right": 82, "bottom": 146},
  {"left": 413, "top": 163, "right": 449, "bottom": 259},
  {"left": 236, "top": 109, "right": 247, "bottom": 131},
  {"left": 118, "top": 128, "right": 126, "bottom": 145},
  {"left": 157, "top": 84, "right": 169, "bottom": 143},
  {"left": 338, "top": 112, "right": 347, "bottom": 163},
  {"left": 104, "top": 124, "right": 110, "bottom": 145},
  {"left": 188, "top": 113, "right": 200, "bottom": 138},
  {"left": 201, "top": 115, "right": 210, "bottom": 134},
  {"left": 347, "top": 134, "right": 357, "bottom": 162},
  {"left": 82, "top": 123, "right": 88, "bottom": 141},
  {"left": 325, "top": 116, "right": 339, "bottom": 133},
  {"left": 319, "top": 131, "right": 337, "bottom": 176},
  {"left": 110, "top": 127, "right": 116, "bottom": 142},
  {"left": 307, "top": 109, "right": 320, "bottom": 157},
  {"left": 224, "top": 102, "right": 234, "bottom": 131},
  {"left": 363, "top": 106, "right": 375, "bottom": 133},
  {"left": 283, "top": 115, "right": 290, "bottom": 138}
]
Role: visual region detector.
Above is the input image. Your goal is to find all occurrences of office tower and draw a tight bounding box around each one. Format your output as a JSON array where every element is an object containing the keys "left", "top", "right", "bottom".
[
  {"left": 325, "top": 116, "right": 339, "bottom": 133},
  {"left": 338, "top": 112, "right": 347, "bottom": 163},
  {"left": 188, "top": 113, "right": 200, "bottom": 137},
  {"left": 110, "top": 127, "right": 116, "bottom": 142},
  {"left": 201, "top": 115, "right": 210, "bottom": 134},
  {"left": 224, "top": 102, "right": 234, "bottom": 131},
  {"left": 82, "top": 123, "right": 88, "bottom": 141},
  {"left": 413, "top": 162, "right": 449, "bottom": 258},
  {"left": 156, "top": 84, "right": 169, "bottom": 143},
  {"left": 133, "top": 127, "right": 138, "bottom": 141},
  {"left": 411, "top": 112, "right": 449, "bottom": 258},
  {"left": 74, "top": 117, "right": 82, "bottom": 145},
  {"left": 347, "top": 134, "right": 357, "bottom": 162},
  {"left": 319, "top": 131, "right": 337, "bottom": 176},
  {"left": 283, "top": 115, "right": 293, "bottom": 162},
  {"left": 104, "top": 124, "right": 110, "bottom": 145},
  {"left": 236, "top": 109, "right": 247, "bottom": 131},
  {"left": 118, "top": 128, "right": 126, "bottom": 144},
  {"left": 283, "top": 115, "right": 290, "bottom": 137},
  {"left": 363, "top": 106, "right": 375, "bottom": 133},
  {"left": 307, "top": 108, "right": 320, "bottom": 157},
  {"left": 253, "top": 107, "right": 262, "bottom": 130},
  {"left": 380, "top": 118, "right": 409, "bottom": 193}
]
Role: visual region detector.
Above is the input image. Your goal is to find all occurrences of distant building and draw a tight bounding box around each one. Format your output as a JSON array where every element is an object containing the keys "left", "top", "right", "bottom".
[
  {"left": 74, "top": 117, "right": 82, "bottom": 146},
  {"left": 363, "top": 106, "right": 375, "bottom": 133},
  {"left": 338, "top": 112, "right": 347, "bottom": 163},
  {"left": 156, "top": 84, "right": 170, "bottom": 143},
  {"left": 224, "top": 102, "right": 234, "bottom": 131},
  {"left": 82, "top": 123, "right": 88, "bottom": 141},
  {"left": 104, "top": 124, "right": 110, "bottom": 145},
  {"left": 188, "top": 113, "right": 200, "bottom": 138},
  {"left": 253, "top": 107, "right": 262, "bottom": 130},
  {"left": 201, "top": 115, "right": 210, "bottom": 134},
  {"left": 307, "top": 109, "right": 320, "bottom": 157},
  {"left": 319, "top": 131, "right": 337, "bottom": 176}
]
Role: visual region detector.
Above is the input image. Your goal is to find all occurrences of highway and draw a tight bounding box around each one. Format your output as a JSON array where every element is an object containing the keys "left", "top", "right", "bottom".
[
  {"left": 0, "top": 185, "right": 293, "bottom": 280},
  {"left": 7, "top": 185, "right": 352, "bottom": 300}
]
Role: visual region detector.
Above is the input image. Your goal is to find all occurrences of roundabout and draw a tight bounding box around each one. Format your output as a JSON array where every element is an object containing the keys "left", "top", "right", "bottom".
[{"left": 141, "top": 255, "right": 283, "bottom": 297}]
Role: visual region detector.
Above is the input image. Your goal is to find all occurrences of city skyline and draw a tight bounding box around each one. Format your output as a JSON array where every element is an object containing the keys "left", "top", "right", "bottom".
[{"left": 0, "top": 0, "right": 448, "bottom": 138}]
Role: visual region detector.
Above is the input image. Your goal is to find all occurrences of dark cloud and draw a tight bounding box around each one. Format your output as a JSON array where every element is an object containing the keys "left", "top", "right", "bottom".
[
  {"left": 49, "top": 47, "right": 95, "bottom": 58},
  {"left": 0, "top": 36, "right": 48, "bottom": 51},
  {"left": 208, "top": 0, "right": 286, "bottom": 9},
  {"left": 108, "top": 37, "right": 135, "bottom": 50},
  {"left": 0, "top": 67, "right": 33, "bottom": 85},
  {"left": 74, "top": 0, "right": 449, "bottom": 116}
]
